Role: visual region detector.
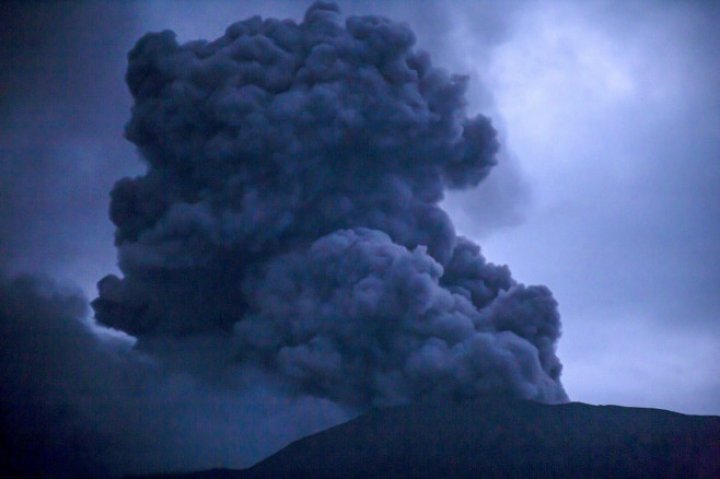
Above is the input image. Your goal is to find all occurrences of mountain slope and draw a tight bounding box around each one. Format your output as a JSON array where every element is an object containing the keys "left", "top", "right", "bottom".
[{"left": 143, "top": 399, "right": 720, "bottom": 479}]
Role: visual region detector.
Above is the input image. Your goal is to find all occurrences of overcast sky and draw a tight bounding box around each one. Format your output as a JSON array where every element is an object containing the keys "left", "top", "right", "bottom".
[{"left": 1, "top": 0, "right": 719, "bottom": 472}]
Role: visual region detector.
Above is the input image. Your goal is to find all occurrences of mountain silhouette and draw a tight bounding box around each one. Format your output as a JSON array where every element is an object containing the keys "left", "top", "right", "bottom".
[{"left": 137, "top": 398, "right": 720, "bottom": 478}]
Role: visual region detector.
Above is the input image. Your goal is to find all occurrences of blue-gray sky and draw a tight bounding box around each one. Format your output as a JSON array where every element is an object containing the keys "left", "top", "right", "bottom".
[{"left": 1, "top": 0, "right": 719, "bottom": 475}]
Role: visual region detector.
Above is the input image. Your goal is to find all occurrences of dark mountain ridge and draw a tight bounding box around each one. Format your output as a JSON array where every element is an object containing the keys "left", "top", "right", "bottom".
[{"left": 139, "top": 398, "right": 720, "bottom": 478}]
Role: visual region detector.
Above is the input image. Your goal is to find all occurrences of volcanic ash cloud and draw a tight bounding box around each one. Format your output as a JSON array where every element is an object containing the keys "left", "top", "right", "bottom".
[{"left": 93, "top": 1, "right": 568, "bottom": 408}]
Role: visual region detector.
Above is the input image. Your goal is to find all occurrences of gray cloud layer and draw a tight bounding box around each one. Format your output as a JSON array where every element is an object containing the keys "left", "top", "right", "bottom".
[{"left": 469, "top": 0, "right": 720, "bottom": 414}]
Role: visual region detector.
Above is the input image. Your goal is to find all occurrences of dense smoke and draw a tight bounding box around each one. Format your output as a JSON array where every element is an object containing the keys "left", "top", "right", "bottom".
[
  {"left": 0, "top": 274, "right": 347, "bottom": 477},
  {"left": 93, "top": 1, "right": 567, "bottom": 407},
  {"left": 0, "top": 275, "right": 112, "bottom": 478}
]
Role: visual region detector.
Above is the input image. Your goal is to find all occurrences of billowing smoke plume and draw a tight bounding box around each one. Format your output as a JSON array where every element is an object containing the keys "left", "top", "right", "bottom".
[{"left": 93, "top": 1, "right": 567, "bottom": 407}]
